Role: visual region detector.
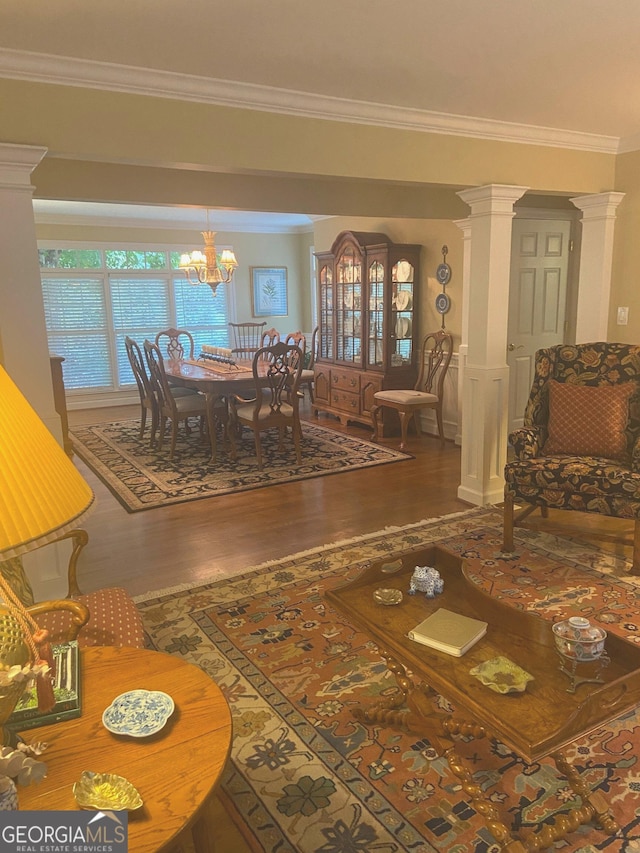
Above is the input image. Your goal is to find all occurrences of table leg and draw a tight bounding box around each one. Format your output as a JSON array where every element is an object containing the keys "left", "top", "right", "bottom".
[
  {"left": 353, "top": 648, "right": 618, "bottom": 853},
  {"left": 204, "top": 392, "right": 218, "bottom": 463}
]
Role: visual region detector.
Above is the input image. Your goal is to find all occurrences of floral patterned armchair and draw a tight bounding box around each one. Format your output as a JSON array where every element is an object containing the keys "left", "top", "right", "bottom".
[{"left": 503, "top": 342, "right": 640, "bottom": 574}]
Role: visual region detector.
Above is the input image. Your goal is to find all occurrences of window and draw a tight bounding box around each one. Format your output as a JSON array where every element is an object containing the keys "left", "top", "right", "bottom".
[{"left": 39, "top": 245, "right": 235, "bottom": 394}]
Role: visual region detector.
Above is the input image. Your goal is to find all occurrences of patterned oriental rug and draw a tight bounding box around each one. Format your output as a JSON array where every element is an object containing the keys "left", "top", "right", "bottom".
[
  {"left": 70, "top": 419, "right": 410, "bottom": 512},
  {"left": 136, "top": 507, "right": 640, "bottom": 853}
]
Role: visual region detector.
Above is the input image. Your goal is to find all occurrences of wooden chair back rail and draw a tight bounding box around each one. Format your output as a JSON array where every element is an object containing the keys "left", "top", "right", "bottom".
[
  {"left": 155, "top": 327, "right": 195, "bottom": 361},
  {"left": 229, "top": 321, "right": 267, "bottom": 357},
  {"left": 284, "top": 331, "right": 306, "bottom": 354}
]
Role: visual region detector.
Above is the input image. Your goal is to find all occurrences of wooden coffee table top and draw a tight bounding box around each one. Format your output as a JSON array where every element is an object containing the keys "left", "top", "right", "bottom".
[
  {"left": 19, "top": 646, "right": 232, "bottom": 853},
  {"left": 326, "top": 545, "right": 640, "bottom": 763}
]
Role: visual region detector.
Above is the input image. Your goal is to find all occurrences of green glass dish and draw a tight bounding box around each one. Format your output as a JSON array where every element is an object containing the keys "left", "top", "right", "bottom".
[{"left": 469, "top": 656, "right": 534, "bottom": 694}]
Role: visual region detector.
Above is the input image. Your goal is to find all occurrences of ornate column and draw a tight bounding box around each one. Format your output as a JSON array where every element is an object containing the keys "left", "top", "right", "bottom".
[
  {"left": 0, "top": 143, "right": 74, "bottom": 600},
  {"left": 456, "top": 184, "right": 528, "bottom": 506},
  {"left": 570, "top": 192, "right": 625, "bottom": 342},
  {"left": 0, "top": 143, "right": 57, "bottom": 432}
]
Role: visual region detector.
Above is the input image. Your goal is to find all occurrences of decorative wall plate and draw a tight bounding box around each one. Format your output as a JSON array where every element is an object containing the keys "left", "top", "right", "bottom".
[
  {"left": 435, "top": 292, "right": 451, "bottom": 315},
  {"left": 102, "top": 689, "right": 175, "bottom": 737},
  {"left": 436, "top": 263, "right": 451, "bottom": 285}
]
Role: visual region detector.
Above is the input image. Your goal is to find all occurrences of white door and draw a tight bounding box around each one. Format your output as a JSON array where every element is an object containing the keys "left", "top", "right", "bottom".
[{"left": 507, "top": 219, "right": 572, "bottom": 432}]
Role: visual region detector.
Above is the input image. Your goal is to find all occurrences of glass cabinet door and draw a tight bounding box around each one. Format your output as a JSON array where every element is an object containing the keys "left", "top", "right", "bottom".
[
  {"left": 319, "top": 264, "right": 333, "bottom": 360},
  {"left": 336, "top": 246, "right": 362, "bottom": 364},
  {"left": 368, "top": 260, "right": 384, "bottom": 368},
  {"left": 391, "top": 258, "right": 415, "bottom": 367}
]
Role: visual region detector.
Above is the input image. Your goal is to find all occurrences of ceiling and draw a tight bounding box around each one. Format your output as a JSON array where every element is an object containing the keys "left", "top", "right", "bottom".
[
  {"left": 6, "top": 0, "right": 640, "bottom": 229},
  {"left": 32, "top": 201, "right": 318, "bottom": 234}
]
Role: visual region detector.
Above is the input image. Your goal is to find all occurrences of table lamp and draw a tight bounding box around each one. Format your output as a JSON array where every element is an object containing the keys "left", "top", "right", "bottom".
[{"left": 0, "top": 364, "right": 94, "bottom": 733}]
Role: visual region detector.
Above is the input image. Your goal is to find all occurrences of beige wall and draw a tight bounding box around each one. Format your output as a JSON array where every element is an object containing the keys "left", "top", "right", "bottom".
[
  {"left": 612, "top": 149, "right": 640, "bottom": 341},
  {"left": 1, "top": 79, "right": 615, "bottom": 194}
]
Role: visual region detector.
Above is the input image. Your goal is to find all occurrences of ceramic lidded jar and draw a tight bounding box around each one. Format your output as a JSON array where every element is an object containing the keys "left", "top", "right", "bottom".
[{"left": 552, "top": 616, "right": 607, "bottom": 661}]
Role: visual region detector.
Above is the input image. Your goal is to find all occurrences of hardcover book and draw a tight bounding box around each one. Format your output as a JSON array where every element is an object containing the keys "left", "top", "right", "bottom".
[
  {"left": 8, "top": 640, "right": 81, "bottom": 731},
  {"left": 407, "top": 608, "right": 488, "bottom": 657}
]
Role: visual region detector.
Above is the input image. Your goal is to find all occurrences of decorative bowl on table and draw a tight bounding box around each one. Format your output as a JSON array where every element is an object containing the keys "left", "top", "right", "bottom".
[
  {"left": 552, "top": 616, "right": 607, "bottom": 661},
  {"left": 102, "top": 689, "right": 175, "bottom": 737},
  {"left": 469, "top": 656, "right": 534, "bottom": 694},
  {"left": 73, "top": 770, "right": 143, "bottom": 811}
]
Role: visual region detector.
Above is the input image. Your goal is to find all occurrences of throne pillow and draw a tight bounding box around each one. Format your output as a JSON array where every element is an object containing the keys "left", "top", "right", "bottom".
[{"left": 543, "top": 380, "right": 634, "bottom": 460}]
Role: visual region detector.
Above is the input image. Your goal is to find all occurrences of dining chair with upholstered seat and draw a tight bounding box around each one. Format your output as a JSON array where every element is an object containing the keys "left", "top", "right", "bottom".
[
  {"left": 144, "top": 340, "right": 208, "bottom": 459},
  {"left": 155, "top": 327, "right": 195, "bottom": 361},
  {"left": 229, "top": 321, "right": 267, "bottom": 359},
  {"left": 125, "top": 336, "right": 197, "bottom": 447},
  {"left": 229, "top": 341, "right": 304, "bottom": 470},
  {"left": 2, "top": 529, "right": 145, "bottom": 648},
  {"left": 125, "top": 335, "right": 158, "bottom": 445},
  {"left": 371, "top": 329, "right": 453, "bottom": 449},
  {"left": 299, "top": 326, "right": 318, "bottom": 402}
]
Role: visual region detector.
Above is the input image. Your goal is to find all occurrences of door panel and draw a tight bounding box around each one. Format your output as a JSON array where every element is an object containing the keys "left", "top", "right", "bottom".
[{"left": 507, "top": 219, "right": 571, "bottom": 433}]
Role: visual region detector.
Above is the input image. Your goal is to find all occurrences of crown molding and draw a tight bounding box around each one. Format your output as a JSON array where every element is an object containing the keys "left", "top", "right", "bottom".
[{"left": 0, "top": 48, "right": 620, "bottom": 154}]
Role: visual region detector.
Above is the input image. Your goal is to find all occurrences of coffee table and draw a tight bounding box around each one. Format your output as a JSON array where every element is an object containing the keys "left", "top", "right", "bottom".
[
  {"left": 18, "top": 646, "right": 233, "bottom": 853},
  {"left": 326, "top": 545, "right": 640, "bottom": 852}
]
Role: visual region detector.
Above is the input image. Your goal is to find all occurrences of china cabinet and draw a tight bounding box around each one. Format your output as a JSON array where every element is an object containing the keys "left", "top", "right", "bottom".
[{"left": 313, "top": 231, "right": 421, "bottom": 429}]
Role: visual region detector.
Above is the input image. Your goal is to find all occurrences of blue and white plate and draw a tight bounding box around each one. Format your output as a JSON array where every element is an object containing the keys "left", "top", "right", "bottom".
[{"left": 102, "top": 689, "right": 175, "bottom": 737}]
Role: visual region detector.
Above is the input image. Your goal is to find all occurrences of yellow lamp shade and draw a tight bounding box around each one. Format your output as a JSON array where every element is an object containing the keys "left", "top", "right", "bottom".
[{"left": 0, "top": 365, "right": 95, "bottom": 559}]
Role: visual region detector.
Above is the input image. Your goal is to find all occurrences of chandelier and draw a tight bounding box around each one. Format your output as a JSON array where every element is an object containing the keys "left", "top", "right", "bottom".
[{"left": 179, "top": 212, "right": 238, "bottom": 295}]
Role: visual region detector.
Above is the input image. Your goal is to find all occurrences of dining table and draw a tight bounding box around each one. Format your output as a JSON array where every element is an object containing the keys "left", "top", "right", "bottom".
[{"left": 163, "top": 357, "right": 269, "bottom": 461}]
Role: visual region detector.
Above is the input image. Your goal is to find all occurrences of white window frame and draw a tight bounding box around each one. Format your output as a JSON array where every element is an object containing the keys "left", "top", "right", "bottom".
[{"left": 38, "top": 240, "right": 238, "bottom": 409}]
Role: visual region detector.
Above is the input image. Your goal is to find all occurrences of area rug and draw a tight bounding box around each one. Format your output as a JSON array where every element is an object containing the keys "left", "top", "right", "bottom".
[
  {"left": 70, "top": 419, "right": 410, "bottom": 511},
  {"left": 136, "top": 506, "right": 640, "bottom": 852}
]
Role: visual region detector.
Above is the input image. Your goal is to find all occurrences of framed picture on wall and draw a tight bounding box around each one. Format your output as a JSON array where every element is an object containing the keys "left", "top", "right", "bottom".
[{"left": 251, "top": 267, "right": 288, "bottom": 317}]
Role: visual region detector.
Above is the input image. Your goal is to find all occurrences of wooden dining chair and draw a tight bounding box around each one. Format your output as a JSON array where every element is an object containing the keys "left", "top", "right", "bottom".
[
  {"left": 229, "top": 321, "right": 267, "bottom": 359},
  {"left": 371, "top": 330, "right": 453, "bottom": 449},
  {"left": 155, "top": 327, "right": 195, "bottom": 360},
  {"left": 229, "top": 341, "right": 304, "bottom": 470},
  {"left": 125, "top": 336, "right": 158, "bottom": 445},
  {"left": 125, "top": 336, "right": 197, "bottom": 447},
  {"left": 286, "top": 330, "right": 317, "bottom": 401},
  {"left": 144, "top": 340, "right": 208, "bottom": 458}
]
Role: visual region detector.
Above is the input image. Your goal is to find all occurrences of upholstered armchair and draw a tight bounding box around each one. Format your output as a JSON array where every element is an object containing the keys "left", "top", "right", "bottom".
[
  {"left": 503, "top": 342, "right": 640, "bottom": 574},
  {"left": 1, "top": 530, "right": 145, "bottom": 648}
]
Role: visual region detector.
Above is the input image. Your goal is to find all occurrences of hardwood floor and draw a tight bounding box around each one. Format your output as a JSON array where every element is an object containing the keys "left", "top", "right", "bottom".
[{"left": 68, "top": 400, "right": 467, "bottom": 596}]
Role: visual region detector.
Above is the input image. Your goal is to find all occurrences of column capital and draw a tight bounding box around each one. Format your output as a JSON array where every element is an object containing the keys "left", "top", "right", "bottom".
[
  {"left": 457, "top": 184, "right": 528, "bottom": 216},
  {"left": 570, "top": 191, "right": 625, "bottom": 220},
  {"left": 454, "top": 217, "right": 471, "bottom": 237},
  {"left": 0, "top": 143, "right": 47, "bottom": 192}
]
